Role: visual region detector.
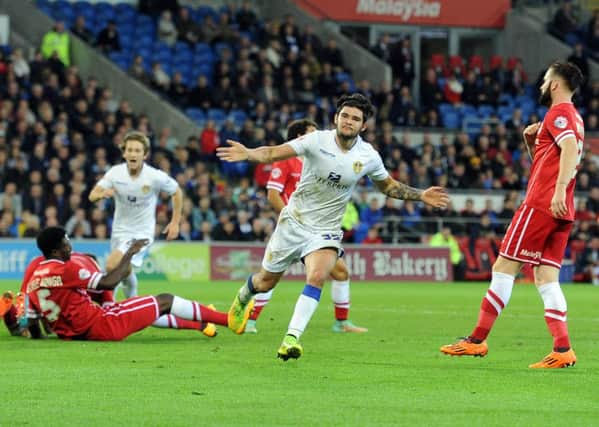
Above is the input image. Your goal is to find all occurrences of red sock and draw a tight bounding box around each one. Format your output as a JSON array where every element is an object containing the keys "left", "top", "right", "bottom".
[
  {"left": 470, "top": 296, "right": 500, "bottom": 342},
  {"left": 172, "top": 316, "right": 202, "bottom": 330},
  {"left": 335, "top": 306, "right": 348, "bottom": 321},
  {"left": 250, "top": 305, "right": 264, "bottom": 321},
  {"left": 199, "top": 305, "right": 228, "bottom": 326},
  {"left": 545, "top": 310, "right": 571, "bottom": 351}
]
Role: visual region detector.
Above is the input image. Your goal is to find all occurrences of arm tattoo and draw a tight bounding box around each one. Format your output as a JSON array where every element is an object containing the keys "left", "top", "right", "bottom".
[{"left": 385, "top": 181, "right": 423, "bottom": 201}]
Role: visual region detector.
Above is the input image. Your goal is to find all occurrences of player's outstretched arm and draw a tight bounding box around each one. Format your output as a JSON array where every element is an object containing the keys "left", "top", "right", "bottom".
[
  {"left": 96, "top": 239, "right": 149, "bottom": 290},
  {"left": 216, "top": 139, "right": 297, "bottom": 164},
  {"left": 373, "top": 177, "right": 449, "bottom": 208},
  {"left": 89, "top": 185, "right": 115, "bottom": 203},
  {"left": 163, "top": 187, "right": 183, "bottom": 240}
]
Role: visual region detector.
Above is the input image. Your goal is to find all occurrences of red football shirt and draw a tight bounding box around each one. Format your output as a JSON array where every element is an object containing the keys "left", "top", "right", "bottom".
[
  {"left": 266, "top": 157, "right": 303, "bottom": 205},
  {"left": 524, "top": 102, "right": 584, "bottom": 221},
  {"left": 26, "top": 257, "right": 104, "bottom": 339},
  {"left": 21, "top": 253, "right": 113, "bottom": 306}
]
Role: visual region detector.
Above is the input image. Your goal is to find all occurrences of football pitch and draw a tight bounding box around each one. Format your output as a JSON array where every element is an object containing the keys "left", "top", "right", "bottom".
[{"left": 1, "top": 280, "right": 598, "bottom": 426}]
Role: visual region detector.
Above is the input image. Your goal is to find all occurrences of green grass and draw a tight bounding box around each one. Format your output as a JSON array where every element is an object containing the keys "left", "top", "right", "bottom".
[{"left": 1, "top": 280, "right": 598, "bottom": 426}]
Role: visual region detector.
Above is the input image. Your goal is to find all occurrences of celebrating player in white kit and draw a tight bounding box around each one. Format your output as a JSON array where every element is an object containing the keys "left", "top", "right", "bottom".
[
  {"left": 89, "top": 131, "right": 183, "bottom": 298},
  {"left": 217, "top": 94, "right": 450, "bottom": 360}
]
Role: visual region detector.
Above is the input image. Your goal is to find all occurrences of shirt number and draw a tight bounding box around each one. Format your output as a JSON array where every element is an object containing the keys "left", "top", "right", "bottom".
[
  {"left": 38, "top": 289, "right": 61, "bottom": 322},
  {"left": 572, "top": 139, "right": 584, "bottom": 179}
]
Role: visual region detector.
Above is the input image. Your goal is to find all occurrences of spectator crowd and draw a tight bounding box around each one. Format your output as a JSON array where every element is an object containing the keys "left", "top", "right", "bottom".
[{"left": 0, "top": 0, "right": 597, "bottom": 281}]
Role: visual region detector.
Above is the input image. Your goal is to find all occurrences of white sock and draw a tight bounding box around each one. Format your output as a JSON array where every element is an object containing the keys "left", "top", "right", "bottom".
[
  {"left": 254, "top": 289, "right": 274, "bottom": 309},
  {"left": 485, "top": 272, "right": 515, "bottom": 314},
  {"left": 331, "top": 279, "right": 350, "bottom": 312},
  {"left": 122, "top": 271, "right": 138, "bottom": 298},
  {"left": 153, "top": 314, "right": 178, "bottom": 328},
  {"left": 171, "top": 296, "right": 202, "bottom": 321},
  {"left": 538, "top": 282, "right": 567, "bottom": 318},
  {"left": 287, "top": 285, "right": 322, "bottom": 338}
]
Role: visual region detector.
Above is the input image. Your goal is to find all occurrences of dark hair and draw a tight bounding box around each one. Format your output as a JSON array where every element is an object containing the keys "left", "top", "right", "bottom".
[
  {"left": 286, "top": 118, "right": 318, "bottom": 140},
  {"left": 335, "top": 93, "right": 374, "bottom": 122},
  {"left": 551, "top": 61, "right": 583, "bottom": 93},
  {"left": 36, "top": 227, "right": 67, "bottom": 258}
]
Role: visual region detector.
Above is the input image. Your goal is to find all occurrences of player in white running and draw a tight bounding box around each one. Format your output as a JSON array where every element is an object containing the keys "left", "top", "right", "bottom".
[
  {"left": 245, "top": 118, "right": 367, "bottom": 334},
  {"left": 89, "top": 130, "right": 183, "bottom": 298},
  {"left": 217, "top": 93, "right": 450, "bottom": 360}
]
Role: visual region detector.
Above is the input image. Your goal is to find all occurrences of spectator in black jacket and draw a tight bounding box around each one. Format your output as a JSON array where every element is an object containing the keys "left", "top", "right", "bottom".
[{"left": 95, "top": 20, "right": 121, "bottom": 53}]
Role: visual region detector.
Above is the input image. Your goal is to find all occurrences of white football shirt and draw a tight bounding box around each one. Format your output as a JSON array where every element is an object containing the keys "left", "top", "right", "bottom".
[
  {"left": 287, "top": 129, "right": 388, "bottom": 231},
  {"left": 97, "top": 163, "right": 178, "bottom": 240}
]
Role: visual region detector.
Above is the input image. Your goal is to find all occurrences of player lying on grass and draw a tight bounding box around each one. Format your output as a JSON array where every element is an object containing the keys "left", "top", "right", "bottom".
[
  {"left": 23, "top": 226, "right": 253, "bottom": 340},
  {"left": 246, "top": 118, "right": 367, "bottom": 334},
  {"left": 1, "top": 253, "right": 218, "bottom": 338}
]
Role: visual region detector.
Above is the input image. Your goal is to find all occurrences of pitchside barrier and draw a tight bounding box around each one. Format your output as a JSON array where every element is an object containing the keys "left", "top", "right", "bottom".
[{"left": 0, "top": 240, "right": 451, "bottom": 282}]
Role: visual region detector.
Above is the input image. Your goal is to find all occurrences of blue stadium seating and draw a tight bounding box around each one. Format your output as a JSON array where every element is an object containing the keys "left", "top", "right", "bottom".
[
  {"left": 228, "top": 110, "right": 247, "bottom": 127},
  {"left": 207, "top": 108, "right": 227, "bottom": 126},
  {"left": 441, "top": 111, "right": 460, "bottom": 129},
  {"left": 477, "top": 104, "right": 495, "bottom": 118}
]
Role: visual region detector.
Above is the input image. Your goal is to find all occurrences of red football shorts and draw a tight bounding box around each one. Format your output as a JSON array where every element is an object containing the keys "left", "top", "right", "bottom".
[
  {"left": 85, "top": 296, "right": 160, "bottom": 341},
  {"left": 500, "top": 203, "right": 573, "bottom": 268}
]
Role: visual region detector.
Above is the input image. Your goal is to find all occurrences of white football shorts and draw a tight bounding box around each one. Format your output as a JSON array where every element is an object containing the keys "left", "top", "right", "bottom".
[
  {"left": 111, "top": 235, "right": 153, "bottom": 268},
  {"left": 262, "top": 209, "right": 343, "bottom": 273}
]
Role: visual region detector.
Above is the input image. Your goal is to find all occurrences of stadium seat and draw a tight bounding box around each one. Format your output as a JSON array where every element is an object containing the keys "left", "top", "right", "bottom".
[
  {"left": 193, "top": 52, "right": 216, "bottom": 65},
  {"left": 54, "top": 0, "right": 71, "bottom": 12},
  {"left": 228, "top": 109, "right": 247, "bottom": 127},
  {"left": 430, "top": 53, "right": 446, "bottom": 75},
  {"left": 506, "top": 56, "right": 519, "bottom": 70},
  {"left": 115, "top": 3, "right": 136, "bottom": 15},
  {"left": 441, "top": 111, "right": 460, "bottom": 129},
  {"left": 438, "top": 103, "right": 454, "bottom": 116},
  {"left": 194, "top": 43, "right": 212, "bottom": 54},
  {"left": 174, "top": 41, "right": 190, "bottom": 53},
  {"left": 469, "top": 55, "right": 484, "bottom": 75},
  {"left": 498, "top": 93, "right": 514, "bottom": 107},
  {"left": 220, "top": 159, "right": 250, "bottom": 178},
  {"left": 489, "top": 55, "right": 503, "bottom": 71},
  {"left": 449, "top": 55, "right": 465, "bottom": 76},
  {"left": 459, "top": 104, "right": 477, "bottom": 117},
  {"left": 136, "top": 14, "right": 153, "bottom": 26},
  {"left": 185, "top": 108, "right": 206, "bottom": 126},
  {"left": 477, "top": 104, "right": 495, "bottom": 118},
  {"left": 213, "top": 42, "right": 232, "bottom": 59},
  {"left": 536, "top": 106, "right": 548, "bottom": 119},
  {"left": 207, "top": 108, "right": 227, "bottom": 126}
]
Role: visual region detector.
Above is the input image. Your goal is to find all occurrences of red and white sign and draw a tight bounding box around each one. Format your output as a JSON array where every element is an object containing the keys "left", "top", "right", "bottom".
[
  {"left": 294, "top": 0, "right": 511, "bottom": 28},
  {"left": 211, "top": 244, "right": 452, "bottom": 281}
]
